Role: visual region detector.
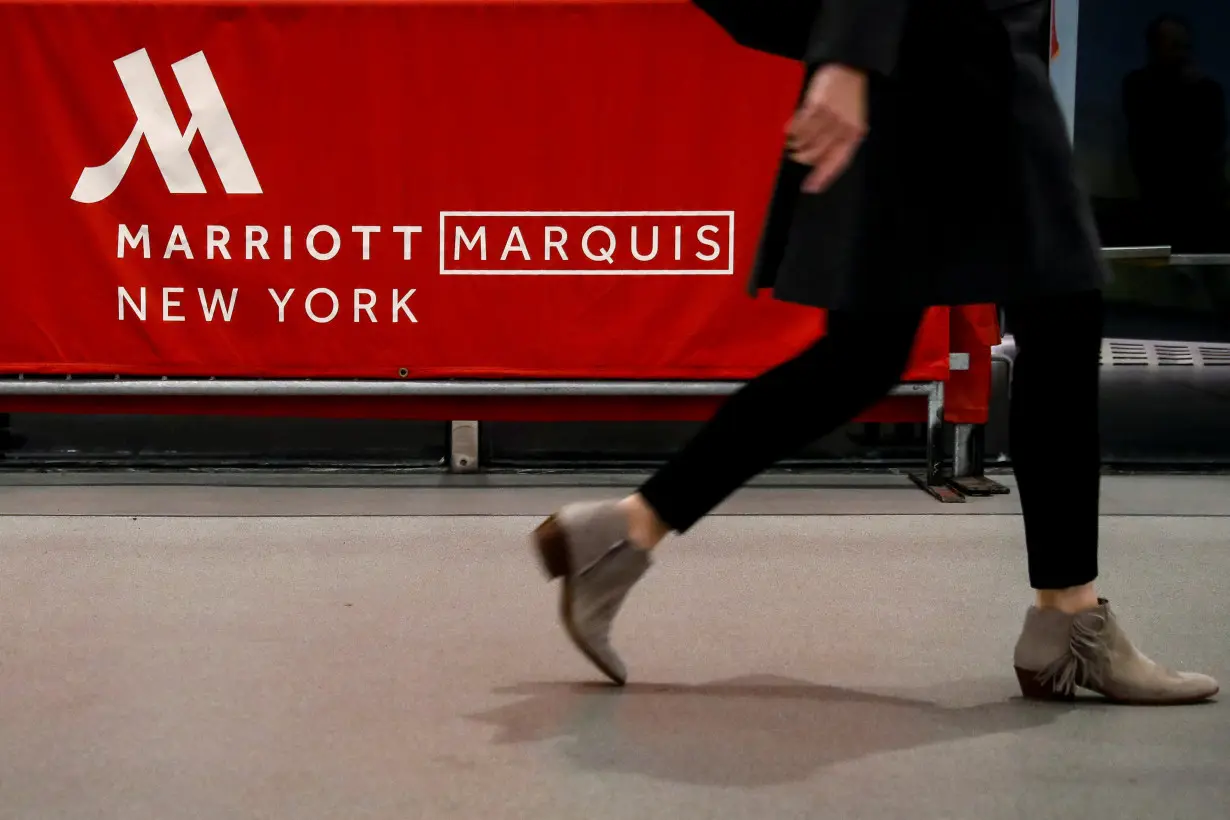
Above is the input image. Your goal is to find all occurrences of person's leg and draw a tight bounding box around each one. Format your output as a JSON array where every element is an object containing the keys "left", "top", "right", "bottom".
[
  {"left": 1006, "top": 289, "right": 1102, "bottom": 610},
  {"left": 621, "top": 308, "right": 926, "bottom": 549},
  {"left": 534, "top": 308, "right": 924, "bottom": 684},
  {"left": 1008, "top": 290, "right": 1219, "bottom": 704}
]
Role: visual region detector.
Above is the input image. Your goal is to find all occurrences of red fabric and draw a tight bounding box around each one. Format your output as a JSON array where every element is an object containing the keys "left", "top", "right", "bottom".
[
  {"left": 1050, "top": 0, "right": 1060, "bottom": 59},
  {"left": 0, "top": 0, "right": 950, "bottom": 386},
  {"left": 944, "top": 304, "right": 999, "bottom": 424}
]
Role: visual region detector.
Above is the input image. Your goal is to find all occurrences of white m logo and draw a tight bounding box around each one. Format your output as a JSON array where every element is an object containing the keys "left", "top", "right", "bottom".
[{"left": 72, "top": 48, "right": 262, "bottom": 204}]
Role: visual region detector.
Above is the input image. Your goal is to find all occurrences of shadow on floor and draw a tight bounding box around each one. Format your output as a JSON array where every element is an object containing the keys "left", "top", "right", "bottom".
[{"left": 469, "top": 675, "right": 1075, "bottom": 787}]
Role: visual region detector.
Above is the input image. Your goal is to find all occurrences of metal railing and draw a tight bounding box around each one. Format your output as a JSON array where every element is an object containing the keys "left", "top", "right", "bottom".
[
  {"left": 0, "top": 377, "right": 949, "bottom": 487},
  {"left": 1104, "top": 246, "right": 1230, "bottom": 266}
]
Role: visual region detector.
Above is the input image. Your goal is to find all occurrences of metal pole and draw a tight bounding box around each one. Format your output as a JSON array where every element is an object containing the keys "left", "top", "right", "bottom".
[
  {"left": 907, "top": 382, "right": 964, "bottom": 502},
  {"left": 1101, "top": 246, "right": 1172, "bottom": 261},
  {"left": 952, "top": 423, "right": 976, "bottom": 478},
  {"left": 1, "top": 378, "right": 953, "bottom": 495},
  {"left": 925, "top": 382, "right": 945, "bottom": 485},
  {"left": 1168, "top": 254, "right": 1230, "bottom": 266},
  {"left": 0, "top": 378, "right": 938, "bottom": 399}
]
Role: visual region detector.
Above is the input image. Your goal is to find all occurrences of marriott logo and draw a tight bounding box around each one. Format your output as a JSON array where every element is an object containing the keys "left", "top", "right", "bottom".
[{"left": 71, "top": 48, "right": 261, "bottom": 204}]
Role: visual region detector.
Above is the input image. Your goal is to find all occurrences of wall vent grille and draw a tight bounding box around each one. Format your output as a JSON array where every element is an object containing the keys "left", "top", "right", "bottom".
[{"left": 1100, "top": 340, "right": 1230, "bottom": 368}]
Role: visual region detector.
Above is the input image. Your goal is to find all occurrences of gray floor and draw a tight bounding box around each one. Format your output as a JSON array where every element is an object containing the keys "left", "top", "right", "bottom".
[{"left": 2, "top": 474, "right": 1229, "bottom": 820}]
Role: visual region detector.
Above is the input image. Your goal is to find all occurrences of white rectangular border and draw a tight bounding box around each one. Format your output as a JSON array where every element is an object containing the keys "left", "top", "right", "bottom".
[{"left": 438, "top": 210, "right": 736, "bottom": 276}]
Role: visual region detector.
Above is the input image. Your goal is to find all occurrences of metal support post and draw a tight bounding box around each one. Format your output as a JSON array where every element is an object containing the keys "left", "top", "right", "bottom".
[
  {"left": 952, "top": 423, "right": 977, "bottom": 477},
  {"left": 908, "top": 382, "right": 964, "bottom": 502},
  {"left": 947, "top": 422, "right": 1010, "bottom": 496}
]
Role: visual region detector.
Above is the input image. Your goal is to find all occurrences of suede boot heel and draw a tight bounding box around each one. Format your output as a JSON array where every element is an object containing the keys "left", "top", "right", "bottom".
[{"left": 532, "top": 502, "right": 651, "bottom": 686}]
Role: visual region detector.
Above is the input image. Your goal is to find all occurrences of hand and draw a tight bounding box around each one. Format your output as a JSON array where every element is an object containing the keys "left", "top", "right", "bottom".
[{"left": 786, "top": 64, "right": 868, "bottom": 194}]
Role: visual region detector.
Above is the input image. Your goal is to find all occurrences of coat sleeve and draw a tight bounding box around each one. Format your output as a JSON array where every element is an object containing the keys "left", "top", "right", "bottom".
[{"left": 804, "top": 0, "right": 913, "bottom": 77}]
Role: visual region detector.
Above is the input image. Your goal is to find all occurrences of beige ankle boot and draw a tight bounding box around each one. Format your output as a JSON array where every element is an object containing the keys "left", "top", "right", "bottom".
[
  {"left": 533, "top": 502, "right": 651, "bottom": 686},
  {"left": 1013, "top": 599, "right": 1219, "bottom": 704}
]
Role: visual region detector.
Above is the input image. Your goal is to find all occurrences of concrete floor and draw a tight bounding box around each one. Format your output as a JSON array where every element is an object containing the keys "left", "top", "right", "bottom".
[{"left": 2, "top": 474, "right": 1228, "bottom": 820}]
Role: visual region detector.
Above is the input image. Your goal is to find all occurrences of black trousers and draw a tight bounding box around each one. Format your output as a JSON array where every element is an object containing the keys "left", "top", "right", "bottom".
[{"left": 639, "top": 290, "right": 1103, "bottom": 590}]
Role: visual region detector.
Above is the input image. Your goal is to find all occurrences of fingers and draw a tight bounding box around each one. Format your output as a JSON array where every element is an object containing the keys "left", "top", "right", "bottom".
[
  {"left": 790, "top": 124, "right": 852, "bottom": 169},
  {"left": 788, "top": 110, "right": 862, "bottom": 194},
  {"left": 786, "top": 107, "right": 844, "bottom": 167},
  {"left": 786, "top": 66, "right": 868, "bottom": 195},
  {"left": 801, "top": 137, "right": 859, "bottom": 193},
  {"left": 785, "top": 99, "right": 826, "bottom": 152}
]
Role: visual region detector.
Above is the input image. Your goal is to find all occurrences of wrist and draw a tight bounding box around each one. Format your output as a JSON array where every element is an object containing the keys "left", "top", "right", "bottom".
[{"left": 826, "top": 63, "right": 867, "bottom": 82}]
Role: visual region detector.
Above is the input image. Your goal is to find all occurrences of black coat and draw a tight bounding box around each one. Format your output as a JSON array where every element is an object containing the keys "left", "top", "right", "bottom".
[{"left": 703, "top": 0, "right": 1108, "bottom": 311}]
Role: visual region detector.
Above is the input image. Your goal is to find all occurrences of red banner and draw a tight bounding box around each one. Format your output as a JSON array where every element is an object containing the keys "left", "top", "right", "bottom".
[
  {"left": 0, "top": 0, "right": 950, "bottom": 384},
  {"left": 946, "top": 304, "right": 999, "bottom": 425}
]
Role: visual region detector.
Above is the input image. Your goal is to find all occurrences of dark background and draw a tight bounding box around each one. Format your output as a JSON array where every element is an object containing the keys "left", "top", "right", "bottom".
[{"left": 1073, "top": 0, "right": 1230, "bottom": 342}]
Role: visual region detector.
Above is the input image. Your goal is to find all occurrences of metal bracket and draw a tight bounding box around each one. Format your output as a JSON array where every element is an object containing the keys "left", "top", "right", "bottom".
[
  {"left": 909, "top": 472, "right": 966, "bottom": 502},
  {"left": 450, "top": 421, "right": 480, "bottom": 473},
  {"left": 948, "top": 474, "right": 1011, "bottom": 497}
]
